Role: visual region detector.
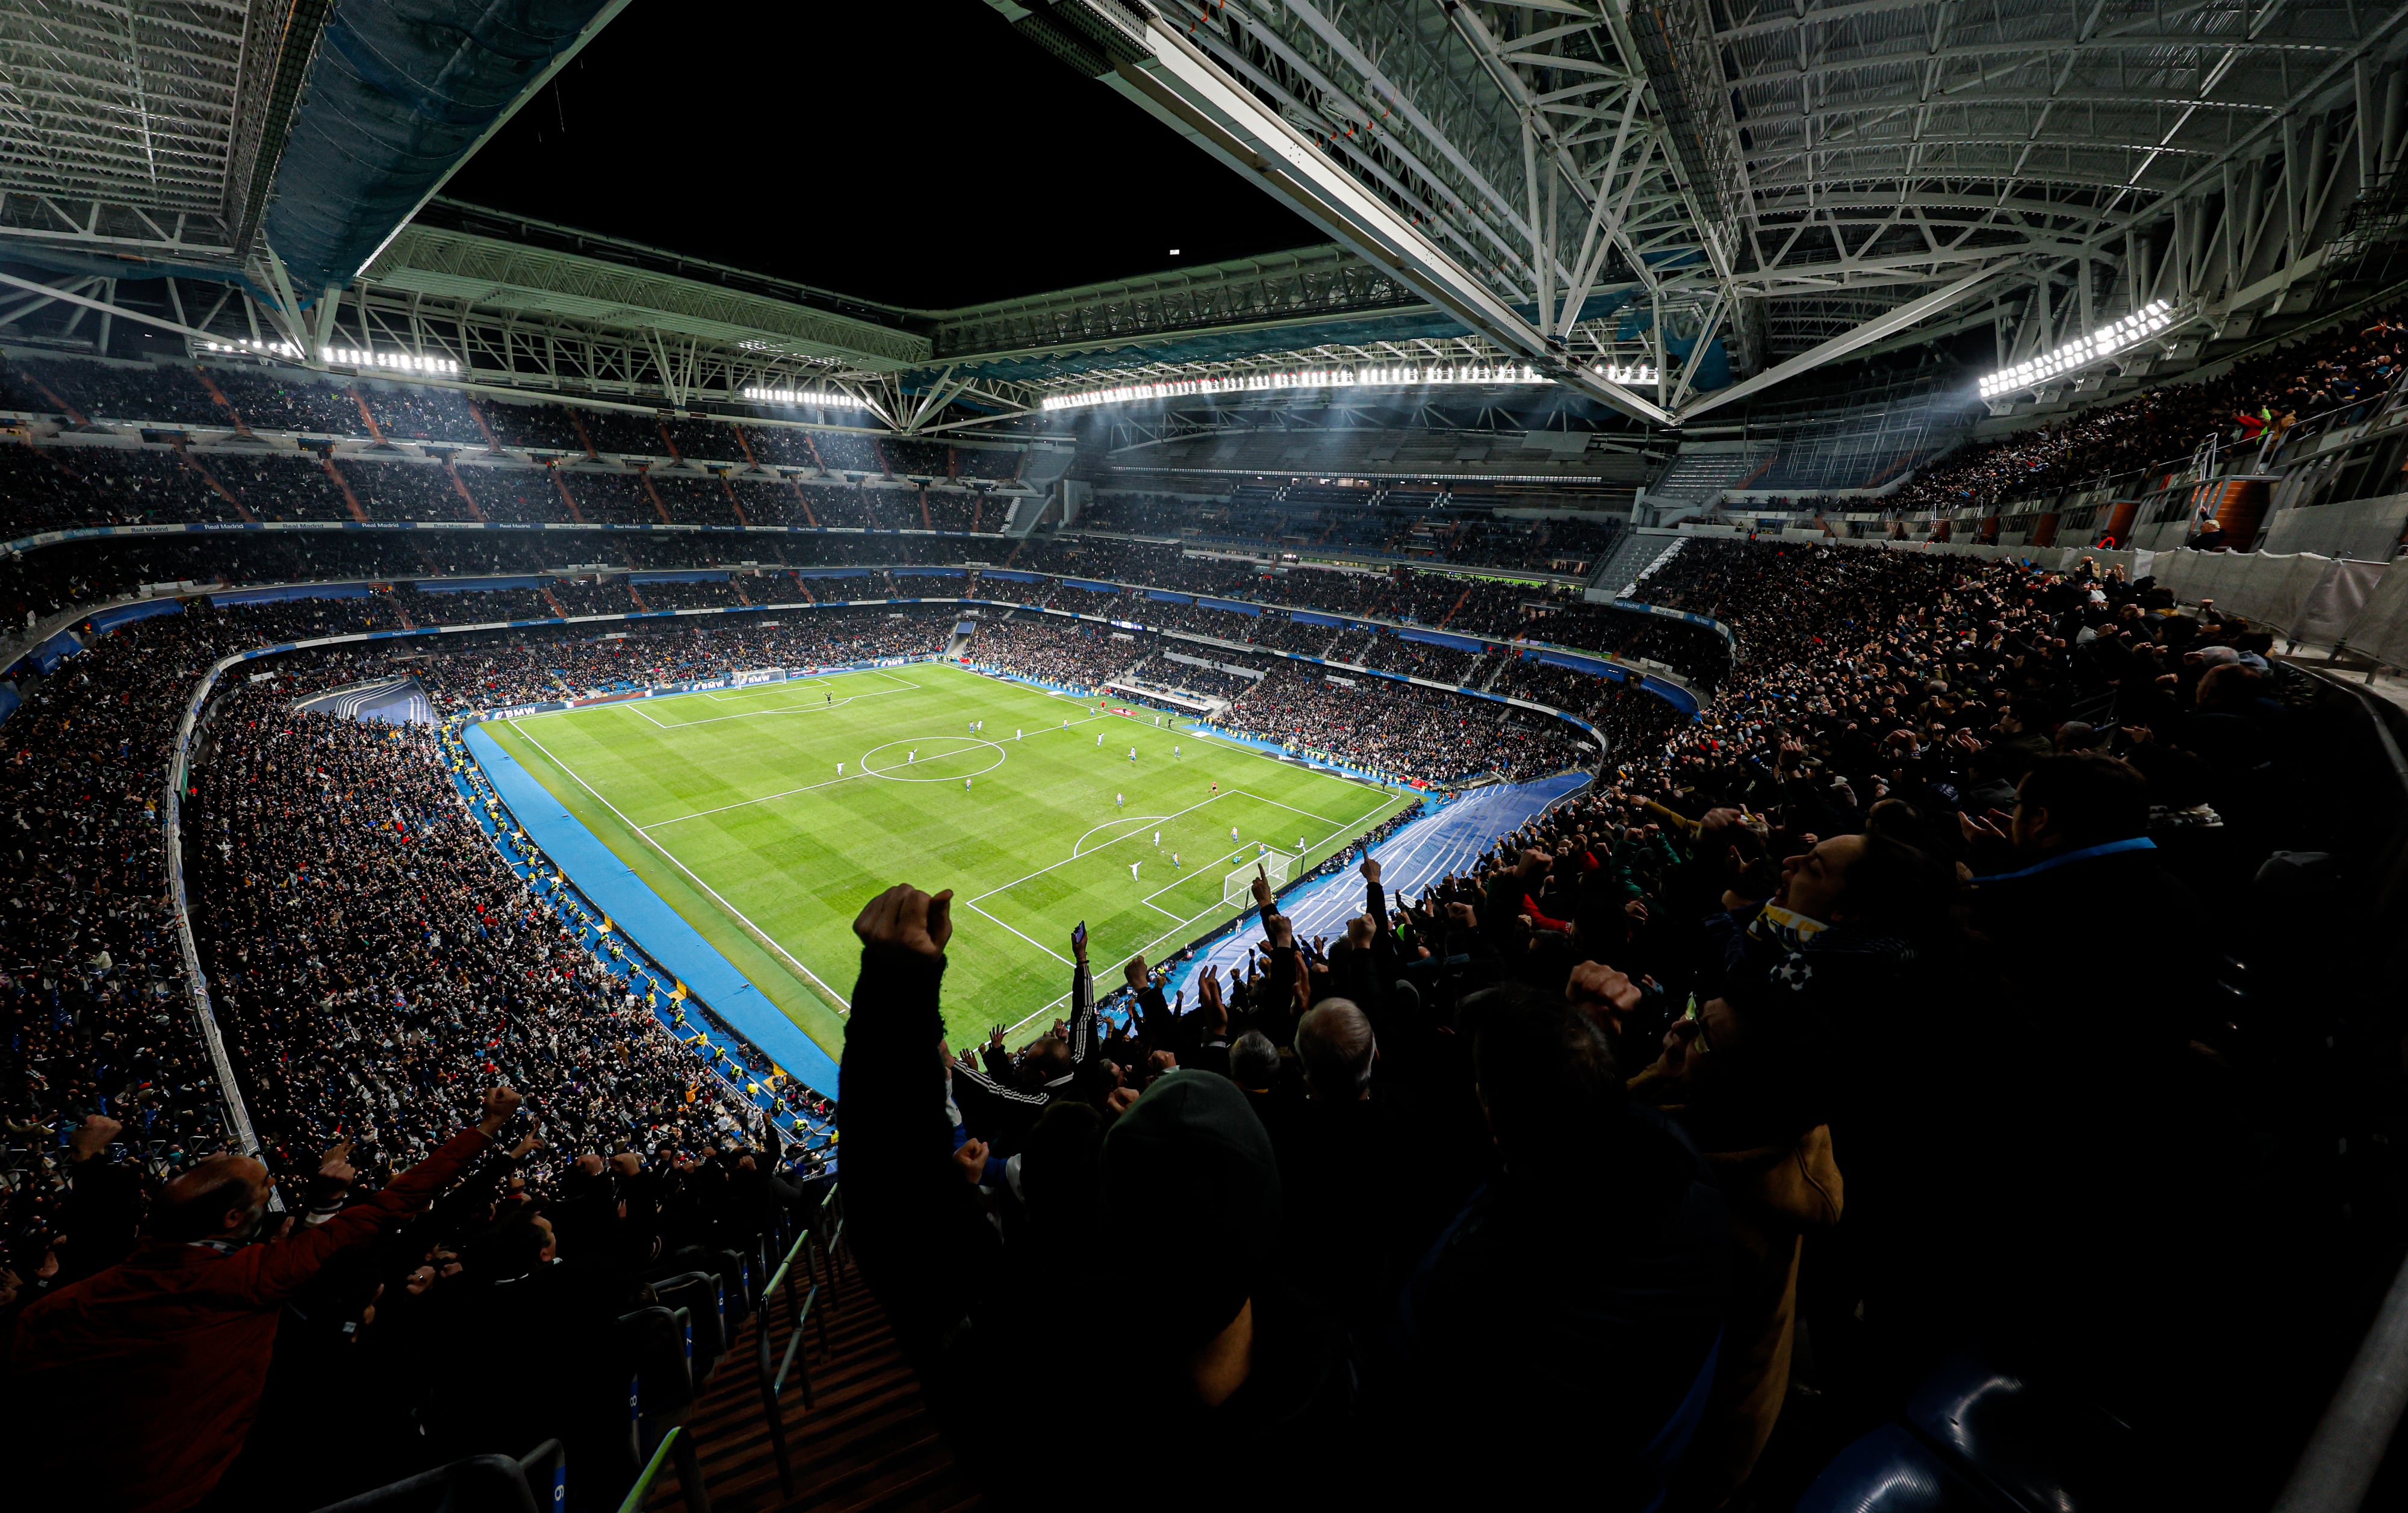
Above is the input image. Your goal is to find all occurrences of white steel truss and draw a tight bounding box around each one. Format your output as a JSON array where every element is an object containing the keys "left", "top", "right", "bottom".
[
  {"left": 987, "top": 0, "right": 2408, "bottom": 419},
  {"left": 0, "top": 0, "right": 321, "bottom": 268}
]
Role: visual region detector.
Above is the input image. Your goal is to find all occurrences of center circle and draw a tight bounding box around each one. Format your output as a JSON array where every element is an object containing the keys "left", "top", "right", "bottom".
[{"left": 860, "top": 736, "right": 1008, "bottom": 781}]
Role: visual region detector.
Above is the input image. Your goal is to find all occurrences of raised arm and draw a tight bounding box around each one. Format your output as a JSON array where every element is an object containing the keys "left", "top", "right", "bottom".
[
  {"left": 840, "top": 886, "right": 999, "bottom": 1342},
  {"left": 235, "top": 1089, "right": 514, "bottom": 1303},
  {"left": 1065, "top": 924, "right": 1096, "bottom": 1064}
]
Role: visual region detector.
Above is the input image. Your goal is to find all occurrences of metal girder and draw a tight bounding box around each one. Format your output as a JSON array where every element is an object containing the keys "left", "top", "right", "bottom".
[
  {"left": 1004, "top": 1, "right": 1671, "bottom": 426},
  {"left": 311, "top": 284, "right": 882, "bottom": 407},
  {"left": 1760, "top": 91, "right": 2285, "bottom": 122},
  {"left": 0, "top": 2, "right": 245, "bottom": 215},
  {"left": 1147, "top": 0, "right": 1548, "bottom": 291},
  {"left": 988, "top": 0, "right": 2408, "bottom": 406},
  {"left": 2085, "top": 7, "right": 2408, "bottom": 243},
  {"left": 346, "top": 0, "right": 638, "bottom": 279},
  {"left": 0, "top": 192, "right": 237, "bottom": 259},
  {"left": 358, "top": 223, "right": 931, "bottom": 371},
  {"left": 1676, "top": 264, "right": 2005, "bottom": 420},
  {"left": 1743, "top": 36, "right": 2350, "bottom": 85},
  {"left": 927, "top": 243, "right": 1426, "bottom": 364},
  {"left": 1439, "top": 0, "right": 1684, "bottom": 312},
  {"left": 0, "top": 0, "right": 324, "bottom": 270},
  {"left": 0, "top": 264, "right": 225, "bottom": 345}
]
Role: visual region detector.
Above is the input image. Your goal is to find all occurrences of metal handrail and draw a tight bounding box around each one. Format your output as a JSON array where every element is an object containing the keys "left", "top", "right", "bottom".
[
  {"left": 754, "top": 1219, "right": 823, "bottom": 1497},
  {"left": 2259, "top": 367, "right": 2408, "bottom": 473},
  {"left": 616, "top": 1427, "right": 681, "bottom": 1513}
]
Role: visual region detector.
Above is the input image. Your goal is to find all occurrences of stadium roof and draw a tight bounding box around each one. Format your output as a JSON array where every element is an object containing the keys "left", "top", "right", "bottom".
[
  {"left": 0, "top": 0, "right": 627, "bottom": 288},
  {"left": 2, "top": 0, "right": 2402, "bottom": 433},
  {"left": 979, "top": 0, "right": 2408, "bottom": 422}
]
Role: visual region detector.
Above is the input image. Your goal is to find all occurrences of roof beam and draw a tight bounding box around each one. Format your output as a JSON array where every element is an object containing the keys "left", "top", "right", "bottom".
[
  {"left": 1676, "top": 263, "right": 2004, "bottom": 420},
  {"left": 0, "top": 264, "right": 227, "bottom": 347},
  {"left": 1090, "top": 8, "right": 1668, "bottom": 425},
  {"left": 2088, "top": 4, "right": 2408, "bottom": 244}
]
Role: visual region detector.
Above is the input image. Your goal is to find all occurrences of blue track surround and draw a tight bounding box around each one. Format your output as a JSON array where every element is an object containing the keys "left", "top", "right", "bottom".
[
  {"left": 464, "top": 722, "right": 844, "bottom": 1096},
  {"left": 1161, "top": 771, "right": 1589, "bottom": 1010}
]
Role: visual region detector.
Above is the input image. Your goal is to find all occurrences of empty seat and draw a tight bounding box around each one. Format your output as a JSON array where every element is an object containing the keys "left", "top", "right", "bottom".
[
  {"left": 651, "top": 1271, "right": 729, "bottom": 1384},
  {"left": 1904, "top": 1353, "right": 2136, "bottom": 1510},
  {"left": 1793, "top": 1423, "right": 1994, "bottom": 1513}
]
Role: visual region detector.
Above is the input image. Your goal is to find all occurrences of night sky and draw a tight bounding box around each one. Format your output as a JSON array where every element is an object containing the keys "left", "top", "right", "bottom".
[{"left": 441, "top": 0, "right": 1324, "bottom": 309}]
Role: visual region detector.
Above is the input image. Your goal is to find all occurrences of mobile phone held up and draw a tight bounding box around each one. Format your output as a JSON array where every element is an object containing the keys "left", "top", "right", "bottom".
[{"left": 1072, "top": 920, "right": 1088, "bottom": 952}]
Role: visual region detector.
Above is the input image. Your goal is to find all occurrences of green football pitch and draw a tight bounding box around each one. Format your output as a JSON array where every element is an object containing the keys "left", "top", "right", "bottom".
[{"left": 483, "top": 661, "right": 1413, "bottom": 1061}]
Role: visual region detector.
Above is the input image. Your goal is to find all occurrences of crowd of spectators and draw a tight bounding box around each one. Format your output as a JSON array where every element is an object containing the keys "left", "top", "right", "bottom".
[
  {"left": 397, "top": 583, "right": 555, "bottom": 623},
  {"left": 964, "top": 614, "right": 1138, "bottom": 689},
  {"left": 5, "top": 357, "right": 228, "bottom": 429},
  {"left": 629, "top": 576, "right": 745, "bottom": 612},
  {"left": 1, "top": 610, "right": 243, "bottom": 1305},
  {"left": 448, "top": 465, "right": 559, "bottom": 524},
  {"left": 958, "top": 444, "right": 1023, "bottom": 481},
  {"left": 0, "top": 521, "right": 2364, "bottom": 1511},
  {"left": 810, "top": 431, "right": 882, "bottom": 473},
  {"left": 881, "top": 438, "right": 949, "bottom": 475},
  {"left": 480, "top": 396, "right": 588, "bottom": 453},
  {"left": 576, "top": 409, "right": 673, "bottom": 458},
  {"left": 840, "top": 534, "right": 2336, "bottom": 1508},
  {"left": 1869, "top": 308, "right": 2408, "bottom": 515},
  {"left": 188, "top": 677, "right": 768, "bottom": 1179},
  {"left": 336, "top": 459, "right": 479, "bottom": 524},
  {"left": 659, "top": 417, "right": 746, "bottom": 465},
  {"left": 0, "top": 443, "right": 1642, "bottom": 584},
  {"left": 206, "top": 368, "right": 371, "bottom": 435},
  {"left": 361, "top": 385, "right": 483, "bottom": 446},
  {"left": 553, "top": 469, "right": 660, "bottom": 526},
  {"left": 640, "top": 473, "right": 739, "bottom": 529},
  {"left": 736, "top": 423, "right": 822, "bottom": 469},
  {"left": 2, "top": 596, "right": 956, "bottom": 1440},
  {"left": 1217, "top": 665, "right": 1588, "bottom": 783}
]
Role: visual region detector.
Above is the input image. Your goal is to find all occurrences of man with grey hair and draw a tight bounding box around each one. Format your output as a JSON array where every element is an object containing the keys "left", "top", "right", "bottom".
[
  {"left": 1229, "top": 1030, "right": 1282, "bottom": 1092},
  {"left": 1281, "top": 996, "right": 1459, "bottom": 1356},
  {"left": 1295, "top": 998, "right": 1377, "bottom": 1102}
]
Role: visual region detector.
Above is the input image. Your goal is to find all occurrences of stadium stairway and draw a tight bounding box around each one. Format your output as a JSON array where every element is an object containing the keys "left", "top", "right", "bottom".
[
  {"left": 1587, "top": 530, "right": 1682, "bottom": 598},
  {"left": 1639, "top": 444, "right": 1772, "bottom": 520},
  {"left": 647, "top": 1287, "right": 976, "bottom": 1513}
]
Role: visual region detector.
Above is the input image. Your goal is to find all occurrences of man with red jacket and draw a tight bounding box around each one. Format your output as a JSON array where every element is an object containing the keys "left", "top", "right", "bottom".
[{"left": 9, "top": 1086, "right": 524, "bottom": 1513}]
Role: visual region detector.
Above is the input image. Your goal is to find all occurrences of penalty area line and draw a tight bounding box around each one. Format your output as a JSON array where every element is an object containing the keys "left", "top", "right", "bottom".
[
  {"left": 512, "top": 727, "right": 855, "bottom": 1014},
  {"left": 960, "top": 901, "right": 1073, "bottom": 965}
]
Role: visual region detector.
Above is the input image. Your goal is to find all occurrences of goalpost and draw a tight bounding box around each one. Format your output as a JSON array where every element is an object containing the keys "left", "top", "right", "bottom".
[{"left": 1222, "top": 851, "right": 1293, "bottom": 910}]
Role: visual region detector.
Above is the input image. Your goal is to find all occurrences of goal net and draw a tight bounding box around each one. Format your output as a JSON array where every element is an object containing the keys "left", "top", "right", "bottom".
[{"left": 1223, "top": 851, "right": 1292, "bottom": 910}]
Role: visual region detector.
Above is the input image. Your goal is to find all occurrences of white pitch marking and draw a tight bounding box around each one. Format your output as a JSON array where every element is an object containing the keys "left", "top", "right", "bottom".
[
  {"left": 513, "top": 727, "right": 856, "bottom": 1011},
  {"left": 1070, "top": 815, "right": 1168, "bottom": 856},
  {"left": 961, "top": 900, "right": 1073, "bottom": 965},
  {"left": 965, "top": 790, "right": 1242, "bottom": 904},
  {"left": 642, "top": 769, "right": 870, "bottom": 828},
  {"left": 634, "top": 684, "right": 909, "bottom": 729}
]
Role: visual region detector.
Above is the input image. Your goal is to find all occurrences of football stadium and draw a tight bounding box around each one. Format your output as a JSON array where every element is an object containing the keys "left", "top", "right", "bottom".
[{"left": 7, "top": 1, "right": 2408, "bottom": 1509}]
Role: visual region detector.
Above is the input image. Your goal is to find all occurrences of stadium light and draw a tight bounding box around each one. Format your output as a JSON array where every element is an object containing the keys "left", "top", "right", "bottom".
[
  {"left": 1590, "top": 363, "right": 1657, "bottom": 386},
  {"left": 1978, "top": 300, "right": 2174, "bottom": 400},
  {"left": 318, "top": 346, "right": 462, "bottom": 376},
  {"left": 1039, "top": 363, "right": 1547, "bottom": 412},
  {"left": 200, "top": 338, "right": 302, "bottom": 359},
  {"left": 743, "top": 386, "right": 869, "bottom": 409}
]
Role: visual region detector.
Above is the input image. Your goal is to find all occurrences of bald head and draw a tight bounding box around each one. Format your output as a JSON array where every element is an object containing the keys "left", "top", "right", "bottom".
[
  {"left": 1296, "top": 999, "right": 1377, "bottom": 1102},
  {"left": 149, "top": 1154, "right": 270, "bottom": 1243}
]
